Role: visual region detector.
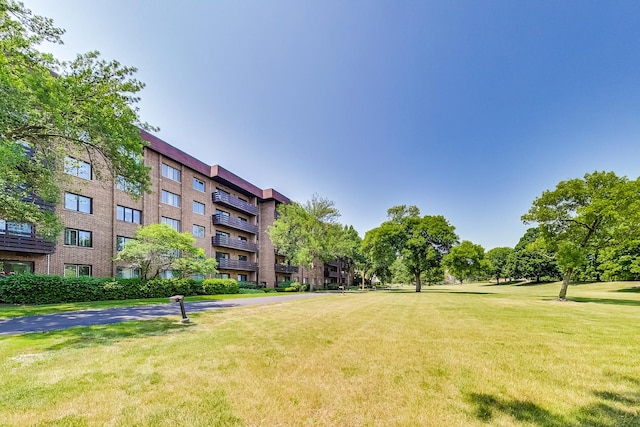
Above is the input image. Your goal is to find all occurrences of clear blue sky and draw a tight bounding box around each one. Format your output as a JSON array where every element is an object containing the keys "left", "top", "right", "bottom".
[{"left": 23, "top": 0, "right": 640, "bottom": 249}]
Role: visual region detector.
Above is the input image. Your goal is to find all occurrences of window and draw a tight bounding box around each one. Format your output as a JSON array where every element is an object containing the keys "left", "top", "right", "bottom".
[
  {"left": 64, "top": 157, "right": 92, "bottom": 180},
  {"left": 64, "top": 228, "right": 92, "bottom": 247},
  {"left": 161, "top": 164, "right": 181, "bottom": 182},
  {"left": 238, "top": 274, "right": 248, "bottom": 282},
  {"left": 117, "top": 206, "right": 141, "bottom": 224},
  {"left": 238, "top": 255, "right": 248, "bottom": 262},
  {"left": 193, "top": 178, "right": 205, "bottom": 192},
  {"left": 192, "top": 273, "right": 205, "bottom": 281},
  {"left": 193, "top": 225, "right": 205, "bottom": 238},
  {"left": 65, "top": 192, "right": 92, "bottom": 214},
  {"left": 0, "top": 220, "right": 32, "bottom": 235},
  {"left": 116, "top": 236, "right": 134, "bottom": 251},
  {"left": 64, "top": 264, "right": 92, "bottom": 277},
  {"left": 238, "top": 236, "right": 248, "bottom": 242},
  {"left": 215, "top": 273, "right": 230, "bottom": 279},
  {"left": 216, "top": 252, "right": 230, "bottom": 259},
  {"left": 160, "top": 270, "right": 175, "bottom": 279},
  {"left": 116, "top": 267, "right": 141, "bottom": 278},
  {"left": 0, "top": 260, "right": 33, "bottom": 274},
  {"left": 193, "top": 201, "right": 205, "bottom": 215},
  {"left": 216, "top": 230, "right": 230, "bottom": 239},
  {"left": 238, "top": 217, "right": 247, "bottom": 223},
  {"left": 162, "top": 217, "right": 181, "bottom": 231},
  {"left": 116, "top": 175, "right": 141, "bottom": 195},
  {"left": 216, "top": 209, "right": 229, "bottom": 217},
  {"left": 162, "top": 190, "right": 181, "bottom": 207}
]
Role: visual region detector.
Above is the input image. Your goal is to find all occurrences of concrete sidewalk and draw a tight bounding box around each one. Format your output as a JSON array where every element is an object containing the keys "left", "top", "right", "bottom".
[{"left": 0, "top": 293, "right": 327, "bottom": 337}]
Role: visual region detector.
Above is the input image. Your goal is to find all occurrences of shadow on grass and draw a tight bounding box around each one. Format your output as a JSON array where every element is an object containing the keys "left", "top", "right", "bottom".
[
  {"left": 20, "top": 318, "right": 193, "bottom": 350},
  {"left": 466, "top": 387, "right": 640, "bottom": 427},
  {"left": 482, "top": 280, "right": 528, "bottom": 287},
  {"left": 515, "top": 281, "right": 559, "bottom": 287},
  {"left": 569, "top": 297, "right": 640, "bottom": 307},
  {"left": 616, "top": 286, "right": 640, "bottom": 293}
]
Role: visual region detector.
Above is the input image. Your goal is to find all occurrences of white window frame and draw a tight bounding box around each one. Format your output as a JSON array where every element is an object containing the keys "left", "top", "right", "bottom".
[
  {"left": 161, "top": 190, "right": 181, "bottom": 207},
  {"left": 193, "top": 201, "right": 205, "bottom": 215},
  {"left": 64, "top": 157, "right": 92, "bottom": 180},
  {"left": 161, "top": 217, "right": 181, "bottom": 231},
  {"left": 161, "top": 164, "right": 181, "bottom": 182},
  {"left": 192, "top": 224, "right": 205, "bottom": 238},
  {"left": 193, "top": 178, "right": 205, "bottom": 192}
]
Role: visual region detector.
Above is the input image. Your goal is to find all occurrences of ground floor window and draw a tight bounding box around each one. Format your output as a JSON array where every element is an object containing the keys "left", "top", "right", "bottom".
[
  {"left": 116, "top": 267, "right": 141, "bottom": 279},
  {"left": 215, "top": 273, "right": 230, "bottom": 279},
  {"left": 238, "top": 274, "right": 248, "bottom": 282},
  {"left": 64, "top": 264, "right": 92, "bottom": 277},
  {"left": 160, "top": 270, "right": 175, "bottom": 279},
  {"left": 0, "top": 260, "right": 34, "bottom": 274}
]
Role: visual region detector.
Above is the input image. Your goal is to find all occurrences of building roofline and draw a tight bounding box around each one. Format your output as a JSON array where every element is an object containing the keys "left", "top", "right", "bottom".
[
  {"left": 141, "top": 130, "right": 290, "bottom": 203},
  {"left": 140, "top": 129, "right": 211, "bottom": 176}
]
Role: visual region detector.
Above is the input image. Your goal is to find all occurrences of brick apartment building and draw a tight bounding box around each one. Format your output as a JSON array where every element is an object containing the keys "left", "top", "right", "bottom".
[{"left": 0, "top": 130, "right": 316, "bottom": 288}]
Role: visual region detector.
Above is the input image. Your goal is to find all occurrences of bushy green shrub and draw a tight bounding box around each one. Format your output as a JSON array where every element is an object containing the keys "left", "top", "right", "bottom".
[
  {"left": 0, "top": 275, "right": 207, "bottom": 304},
  {"left": 238, "top": 288, "right": 265, "bottom": 294},
  {"left": 283, "top": 282, "right": 306, "bottom": 292},
  {"left": 238, "top": 281, "right": 262, "bottom": 289},
  {"left": 202, "top": 278, "right": 239, "bottom": 295}
]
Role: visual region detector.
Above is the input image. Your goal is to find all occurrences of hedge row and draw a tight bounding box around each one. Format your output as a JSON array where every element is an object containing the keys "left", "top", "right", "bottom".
[{"left": 0, "top": 275, "right": 242, "bottom": 305}]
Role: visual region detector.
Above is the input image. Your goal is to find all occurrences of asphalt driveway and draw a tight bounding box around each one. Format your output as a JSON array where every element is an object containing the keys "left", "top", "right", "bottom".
[{"left": 0, "top": 293, "right": 328, "bottom": 337}]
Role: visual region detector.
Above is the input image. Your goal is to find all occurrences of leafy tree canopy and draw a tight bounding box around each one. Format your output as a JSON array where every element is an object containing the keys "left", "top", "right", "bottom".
[
  {"left": 0, "top": 0, "right": 154, "bottom": 238},
  {"left": 267, "top": 194, "right": 342, "bottom": 291},
  {"left": 522, "top": 171, "right": 640, "bottom": 299},
  {"left": 442, "top": 240, "right": 486, "bottom": 283},
  {"left": 113, "top": 223, "right": 217, "bottom": 280},
  {"left": 362, "top": 205, "right": 458, "bottom": 292}
]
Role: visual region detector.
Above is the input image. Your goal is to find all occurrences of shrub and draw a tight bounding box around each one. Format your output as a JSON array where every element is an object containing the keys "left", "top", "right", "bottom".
[
  {"left": 238, "top": 281, "right": 261, "bottom": 289},
  {"left": 0, "top": 275, "right": 206, "bottom": 304},
  {"left": 202, "top": 278, "right": 239, "bottom": 295},
  {"left": 238, "top": 288, "right": 265, "bottom": 294},
  {"left": 282, "top": 282, "right": 306, "bottom": 292}
]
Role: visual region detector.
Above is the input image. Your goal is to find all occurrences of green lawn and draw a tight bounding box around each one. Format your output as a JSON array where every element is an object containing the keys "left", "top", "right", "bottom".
[{"left": 1, "top": 281, "right": 639, "bottom": 426}]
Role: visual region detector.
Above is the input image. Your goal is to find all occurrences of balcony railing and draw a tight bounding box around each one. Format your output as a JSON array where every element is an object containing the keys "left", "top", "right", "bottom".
[
  {"left": 216, "top": 258, "right": 259, "bottom": 271},
  {"left": 0, "top": 233, "right": 55, "bottom": 254},
  {"left": 212, "top": 191, "right": 258, "bottom": 216},
  {"left": 212, "top": 214, "right": 259, "bottom": 234},
  {"left": 275, "top": 263, "right": 298, "bottom": 274},
  {"left": 212, "top": 235, "right": 258, "bottom": 252}
]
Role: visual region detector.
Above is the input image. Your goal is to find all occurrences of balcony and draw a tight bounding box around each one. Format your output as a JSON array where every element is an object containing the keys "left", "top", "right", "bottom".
[
  {"left": 216, "top": 258, "right": 258, "bottom": 272},
  {"left": 324, "top": 269, "right": 339, "bottom": 278},
  {"left": 212, "top": 214, "right": 259, "bottom": 234},
  {"left": 212, "top": 235, "right": 258, "bottom": 252},
  {"left": 275, "top": 263, "right": 298, "bottom": 274},
  {"left": 212, "top": 191, "right": 258, "bottom": 216},
  {"left": 0, "top": 233, "right": 55, "bottom": 254}
]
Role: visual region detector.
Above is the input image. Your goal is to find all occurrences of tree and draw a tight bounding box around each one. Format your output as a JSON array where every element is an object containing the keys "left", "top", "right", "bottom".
[
  {"left": 442, "top": 240, "right": 485, "bottom": 283},
  {"left": 332, "top": 225, "right": 363, "bottom": 286},
  {"left": 267, "top": 194, "right": 341, "bottom": 291},
  {"left": 504, "top": 228, "right": 560, "bottom": 283},
  {"left": 113, "top": 223, "right": 217, "bottom": 279},
  {"left": 485, "top": 247, "right": 513, "bottom": 284},
  {"left": 522, "top": 171, "right": 640, "bottom": 300},
  {"left": 363, "top": 205, "right": 458, "bottom": 292},
  {"left": 0, "top": 1, "right": 154, "bottom": 238}
]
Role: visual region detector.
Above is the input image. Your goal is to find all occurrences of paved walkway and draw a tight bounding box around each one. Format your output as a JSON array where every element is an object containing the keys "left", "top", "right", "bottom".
[{"left": 0, "top": 293, "right": 328, "bottom": 337}]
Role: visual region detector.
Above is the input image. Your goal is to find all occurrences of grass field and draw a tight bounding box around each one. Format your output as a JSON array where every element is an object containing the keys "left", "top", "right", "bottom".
[{"left": 1, "top": 281, "right": 639, "bottom": 426}]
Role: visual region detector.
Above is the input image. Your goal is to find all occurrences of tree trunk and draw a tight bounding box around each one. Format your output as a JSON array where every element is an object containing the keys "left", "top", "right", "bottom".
[
  {"left": 361, "top": 271, "right": 365, "bottom": 290},
  {"left": 558, "top": 267, "right": 573, "bottom": 300},
  {"left": 415, "top": 273, "right": 422, "bottom": 292}
]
